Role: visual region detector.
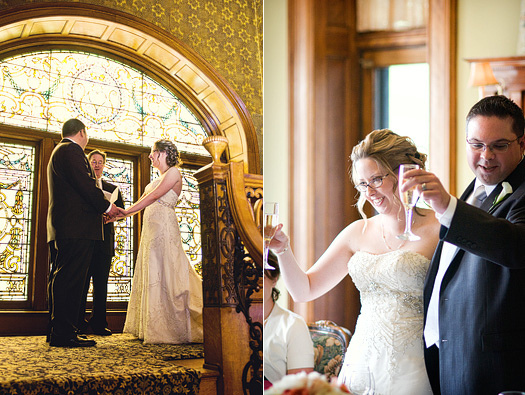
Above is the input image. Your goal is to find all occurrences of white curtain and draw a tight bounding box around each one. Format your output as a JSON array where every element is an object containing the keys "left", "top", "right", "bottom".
[{"left": 357, "top": 0, "right": 428, "bottom": 32}]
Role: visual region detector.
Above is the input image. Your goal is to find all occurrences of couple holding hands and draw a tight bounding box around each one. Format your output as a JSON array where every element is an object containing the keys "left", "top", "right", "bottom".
[{"left": 47, "top": 118, "right": 203, "bottom": 348}]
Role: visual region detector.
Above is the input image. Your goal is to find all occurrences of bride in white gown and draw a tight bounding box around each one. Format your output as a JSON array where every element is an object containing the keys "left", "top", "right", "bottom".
[
  {"left": 118, "top": 139, "right": 203, "bottom": 344},
  {"left": 270, "top": 129, "right": 439, "bottom": 394}
]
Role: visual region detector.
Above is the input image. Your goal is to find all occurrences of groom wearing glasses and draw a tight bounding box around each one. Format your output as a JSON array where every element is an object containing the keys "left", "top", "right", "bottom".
[{"left": 400, "top": 95, "right": 525, "bottom": 395}]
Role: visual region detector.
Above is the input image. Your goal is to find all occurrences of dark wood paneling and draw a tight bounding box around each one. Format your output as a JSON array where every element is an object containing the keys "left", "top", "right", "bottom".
[{"left": 289, "top": 0, "right": 361, "bottom": 332}]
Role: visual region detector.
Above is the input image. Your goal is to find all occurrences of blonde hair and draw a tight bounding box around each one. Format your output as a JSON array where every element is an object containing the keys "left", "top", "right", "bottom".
[{"left": 350, "top": 129, "right": 427, "bottom": 220}]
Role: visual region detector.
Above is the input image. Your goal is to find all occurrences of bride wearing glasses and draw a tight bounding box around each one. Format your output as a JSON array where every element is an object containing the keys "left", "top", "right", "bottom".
[
  {"left": 270, "top": 129, "right": 439, "bottom": 394},
  {"left": 118, "top": 139, "right": 203, "bottom": 344}
]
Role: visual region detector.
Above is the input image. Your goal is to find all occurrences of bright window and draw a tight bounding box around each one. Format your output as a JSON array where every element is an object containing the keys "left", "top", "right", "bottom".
[
  {"left": 0, "top": 141, "right": 35, "bottom": 301},
  {"left": 0, "top": 50, "right": 210, "bottom": 302},
  {"left": 0, "top": 50, "right": 209, "bottom": 155}
]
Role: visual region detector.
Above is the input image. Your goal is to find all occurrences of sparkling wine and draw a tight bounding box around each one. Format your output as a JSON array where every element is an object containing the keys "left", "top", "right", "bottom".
[
  {"left": 264, "top": 214, "right": 279, "bottom": 243},
  {"left": 401, "top": 187, "right": 418, "bottom": 208},
  {"left": 263, "top": 202, "right": 279, "bottom": 270},
  {"left": 397, "top": 164, "right": 421, "bottom": 241}
]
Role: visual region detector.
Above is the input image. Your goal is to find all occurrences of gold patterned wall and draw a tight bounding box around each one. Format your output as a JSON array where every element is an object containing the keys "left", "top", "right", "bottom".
[{"left": 0, "top": 0, "right": 263, "bottom": 170}]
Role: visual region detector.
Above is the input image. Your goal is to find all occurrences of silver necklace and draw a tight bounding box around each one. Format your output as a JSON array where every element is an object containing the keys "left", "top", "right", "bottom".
[{"left": 381, "top": 220, "right": 406, "bottom": 251}]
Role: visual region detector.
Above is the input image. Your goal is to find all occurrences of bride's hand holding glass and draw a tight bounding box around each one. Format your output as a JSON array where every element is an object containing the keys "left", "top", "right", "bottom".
[{"left": 269, "top": 224, "right": 290, "bottom": 255}]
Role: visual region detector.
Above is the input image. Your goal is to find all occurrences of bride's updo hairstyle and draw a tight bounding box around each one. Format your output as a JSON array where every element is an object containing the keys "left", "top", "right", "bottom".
[
  {"left": 350, "top": 129, "right": 427, "bottom": 221},
  {"left": 154, "top": 139, "right": 182, "bottom": 167}
]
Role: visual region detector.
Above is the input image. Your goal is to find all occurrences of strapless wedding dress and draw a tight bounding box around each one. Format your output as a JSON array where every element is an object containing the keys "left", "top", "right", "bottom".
[
  {"left": 124, "top": 178, "right": 203, "bottom": 344},
  {"left": 338, "top": 250, "right": 432, "bottom": 395}
]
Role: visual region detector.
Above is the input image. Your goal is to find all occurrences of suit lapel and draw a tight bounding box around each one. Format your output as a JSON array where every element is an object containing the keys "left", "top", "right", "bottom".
[
  {"left": 487, "top": 159, "right": 525, "bottom": 213},
  {"left": 425, "top": 181, "right": 475, "bottom": 300},
  {"left": 437, "top": 160, "right": 525, "bottom": 288}
]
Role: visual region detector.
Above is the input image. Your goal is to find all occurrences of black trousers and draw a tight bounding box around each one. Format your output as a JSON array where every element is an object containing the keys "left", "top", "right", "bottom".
[
  {"left": 48, "top": 239, "right": 94, "bottom": 336},
  {"left": 424, "top": 344, "right": 441, "bottom": 395},
  {"left": 78, "top": 241, "right": 113, "bottom": 328}
]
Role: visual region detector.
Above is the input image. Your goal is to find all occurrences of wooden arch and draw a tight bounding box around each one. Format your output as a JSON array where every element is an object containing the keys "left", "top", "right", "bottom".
[{"left": 0, "top": 2, "right": 260, "bottom": 174}]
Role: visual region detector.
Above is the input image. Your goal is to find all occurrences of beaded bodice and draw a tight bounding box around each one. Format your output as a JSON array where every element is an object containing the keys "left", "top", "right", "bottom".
[
  {"left": 346, "top": 250, "right": 430, "bottom": 382},
  {"left": 145, "top": 178, "right": 179, "bottom": 210}
]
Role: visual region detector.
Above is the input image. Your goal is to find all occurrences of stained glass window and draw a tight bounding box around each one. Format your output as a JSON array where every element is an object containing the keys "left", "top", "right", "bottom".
[
  {"left": 0, "top": 141, "right": 35, "bottom": 301},
  {"left": 0, "top": 50, "right": 209, "bottom": 303},
  {"left": 0, "top": 50, "right": 210, "bottom": 156},
  {"left": 100, "top": 156, "right": 134, "bottom": 302}
]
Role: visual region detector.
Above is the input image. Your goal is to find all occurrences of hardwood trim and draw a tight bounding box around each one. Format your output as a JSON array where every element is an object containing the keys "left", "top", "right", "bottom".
[
  {"left": 226, "top": 162, "right": 263, "bottom": 267},
  {"left": 428, "top": 0, "right": 456, "bottom": 194},
  {"left": 356, "top": 28, "right": 427, "bottom": 50},
  {"left": 361, "top": 47, "right": 426, "bottom": 68},
  {"left": 465, "top": 56, "right": 525, "bottom": 64},
  {"left": 288, "top": 0, "right": 316, "bottom": 321}
]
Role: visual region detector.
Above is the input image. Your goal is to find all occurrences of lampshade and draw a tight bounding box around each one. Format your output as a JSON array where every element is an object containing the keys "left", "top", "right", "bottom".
[{"left": 468, "top": 62, "right": 499, "bottom": 87}]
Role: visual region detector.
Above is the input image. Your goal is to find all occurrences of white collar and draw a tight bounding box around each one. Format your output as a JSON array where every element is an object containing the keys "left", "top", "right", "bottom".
[{"left": 473, "top": 179, "right": 497, "bottom": 197}]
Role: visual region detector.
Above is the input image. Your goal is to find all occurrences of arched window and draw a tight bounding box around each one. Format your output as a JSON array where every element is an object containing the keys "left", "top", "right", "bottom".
[
  {"left": 0, "top": 5, "right": 259, "bottom": 334},
  {"left": 0, "top": 50, "right": 210, "bottom": 302}
]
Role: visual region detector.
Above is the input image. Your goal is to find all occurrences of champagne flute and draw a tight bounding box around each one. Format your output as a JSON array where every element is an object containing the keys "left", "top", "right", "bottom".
[
  {"left": 342, "top": 364, "right": 375, "bottom": 395},
  {"left": 397, "top": 164, "right": 421, "bottom": 241},
  {"left": 263, "top": 202, "right": 279, "bottom": 270}
]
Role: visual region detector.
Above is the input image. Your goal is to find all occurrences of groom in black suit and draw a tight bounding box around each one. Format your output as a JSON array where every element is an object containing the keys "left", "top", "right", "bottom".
[
  {"left": 47, "top": 118, "right": 124, "bottom": 347},
  {"left": 401, "top": 95, "right": 525, "bottom": 394},
  {"left": 78, "top": 149, "right": 125, "bottom": 336}
]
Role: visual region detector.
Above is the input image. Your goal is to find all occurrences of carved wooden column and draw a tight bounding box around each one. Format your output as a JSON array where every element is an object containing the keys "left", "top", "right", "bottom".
[{"left": 195, "top": 136, "right": 262, "bottom": 395}]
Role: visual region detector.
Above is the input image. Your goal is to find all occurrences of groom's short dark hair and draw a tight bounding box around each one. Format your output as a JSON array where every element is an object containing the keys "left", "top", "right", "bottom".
[
  {"left": 466, "top": 95, "right": 525, "bottom": 138},
  {"left": 62, "top": 118, "right": 86, "bottom": 138}
]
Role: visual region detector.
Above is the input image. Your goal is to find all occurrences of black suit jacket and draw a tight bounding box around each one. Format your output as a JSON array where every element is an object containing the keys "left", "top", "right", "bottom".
[
  {"left": 423, "top": 159, "right": 525, "bottom": 395},
  {"left": 99, "top": 179, "right": 124, "bottom": 256},
  {"left": 47, "top": 139, "right": 110, "bottom": 242}
]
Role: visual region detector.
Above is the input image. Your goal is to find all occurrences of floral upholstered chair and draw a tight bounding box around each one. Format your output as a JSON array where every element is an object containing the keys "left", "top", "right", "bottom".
[{"left": 307, "top": 320, "right": 352, "bottom": 380}]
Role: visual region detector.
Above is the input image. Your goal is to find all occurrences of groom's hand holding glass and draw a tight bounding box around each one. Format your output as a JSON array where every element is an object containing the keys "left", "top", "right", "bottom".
[{"left": 398, "top": 167, "right": 452, "bottom": 216}]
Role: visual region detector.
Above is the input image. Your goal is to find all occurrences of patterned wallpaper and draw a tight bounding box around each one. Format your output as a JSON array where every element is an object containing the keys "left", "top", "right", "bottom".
[{"left": 0, "top": 0, "right": 263, "bottom": 168}]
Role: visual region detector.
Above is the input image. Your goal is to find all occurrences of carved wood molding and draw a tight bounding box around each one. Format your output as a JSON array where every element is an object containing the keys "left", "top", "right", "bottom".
[{"left": 226, "top": 162, "right": 263, "bottom": 268}]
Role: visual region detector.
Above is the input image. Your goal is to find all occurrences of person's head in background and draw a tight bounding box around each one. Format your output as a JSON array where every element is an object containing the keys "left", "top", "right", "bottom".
[
  {"left": 88, "top": 149, "right": 107, "bottom": 180},
  {"left": 264, "top": 251, "right": 281, "bottom": 313}
]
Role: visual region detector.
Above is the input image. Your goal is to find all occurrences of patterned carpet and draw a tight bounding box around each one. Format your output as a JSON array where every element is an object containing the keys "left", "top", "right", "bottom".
[{"left": 0, "top": 333, "right": 204, "bottom": 394}]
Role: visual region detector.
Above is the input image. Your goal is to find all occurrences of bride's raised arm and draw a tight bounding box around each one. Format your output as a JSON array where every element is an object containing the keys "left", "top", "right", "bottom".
[
  {"left": 269, "top": 221, "right": 361, "bottom": 303},
  {"left": 122, "top": 167, "right": 182, "bottom": 217}
]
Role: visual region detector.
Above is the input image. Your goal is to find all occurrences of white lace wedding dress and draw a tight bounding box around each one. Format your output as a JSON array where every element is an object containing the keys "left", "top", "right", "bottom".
[
  {"left": 124, "top": 178, "right": 204, "bottom": 344},
  {"left": 338, "top": 250, "right": 432, "bottom": 395}
]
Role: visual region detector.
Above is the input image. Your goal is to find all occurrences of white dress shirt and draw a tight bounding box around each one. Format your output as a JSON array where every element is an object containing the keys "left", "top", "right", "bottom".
[
  {"left": 263, "top": 302, "right": 314, "bottom": 383},
  {"left": 424, "top": 181, "right": 496, "bottom": 348}
]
